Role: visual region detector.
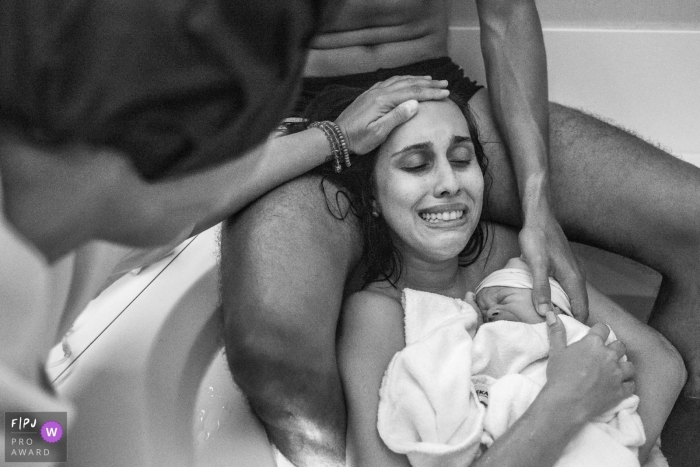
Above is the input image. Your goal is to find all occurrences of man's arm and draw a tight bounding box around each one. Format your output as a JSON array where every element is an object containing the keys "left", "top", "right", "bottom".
[{"left": 474, "top": 0, "right": 588, "bottom": 320}]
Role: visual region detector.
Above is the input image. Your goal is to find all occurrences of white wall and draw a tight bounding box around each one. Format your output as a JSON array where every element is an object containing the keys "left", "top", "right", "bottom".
[
  {"left": 451, "top": 0, "right": 700, "bottom": 29},
  {"left": 448, "top": 2, "right": 700, "bottom": 162}
]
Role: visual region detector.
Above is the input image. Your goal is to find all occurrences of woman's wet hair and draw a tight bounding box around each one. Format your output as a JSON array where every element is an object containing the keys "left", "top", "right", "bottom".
[{"left": 281, "top": 84, "right": 492, "bottom": 287}]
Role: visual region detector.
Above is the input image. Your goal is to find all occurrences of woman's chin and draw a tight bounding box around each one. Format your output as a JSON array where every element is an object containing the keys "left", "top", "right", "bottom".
[{"left": 424, "top": 241, "right": 469, "bottom": 262}]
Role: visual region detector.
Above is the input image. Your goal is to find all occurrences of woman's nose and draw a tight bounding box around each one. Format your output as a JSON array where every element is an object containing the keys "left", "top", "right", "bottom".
[{"left": 433, "top": 159, "right": 460, "bottom": 197}]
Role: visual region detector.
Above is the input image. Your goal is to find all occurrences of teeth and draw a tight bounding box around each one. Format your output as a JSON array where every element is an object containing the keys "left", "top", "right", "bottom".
[{"left": 420, "top": 210, "right": 464, "bottom": 222}]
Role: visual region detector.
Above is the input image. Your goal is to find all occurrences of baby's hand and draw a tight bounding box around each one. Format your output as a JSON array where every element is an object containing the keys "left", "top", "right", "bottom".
[{"left": 465, "top": 292, "right": 483, "bottom": 327}]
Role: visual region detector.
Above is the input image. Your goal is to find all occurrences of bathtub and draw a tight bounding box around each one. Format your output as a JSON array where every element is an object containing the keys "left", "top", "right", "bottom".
[
  {"left": 47, "top": 226, "right": 278, "bottom": 467},
  {"left": 44, "top": 232, "right": 659, "bottom": 467},
  {"left": 46, "top": 17, "right": 699, "bottom": 467}
]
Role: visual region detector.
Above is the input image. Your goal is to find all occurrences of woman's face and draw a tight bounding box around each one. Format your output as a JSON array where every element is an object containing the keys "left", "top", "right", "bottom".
[{"left": 372, "top": 99, "right": 484, "bottom": 263}]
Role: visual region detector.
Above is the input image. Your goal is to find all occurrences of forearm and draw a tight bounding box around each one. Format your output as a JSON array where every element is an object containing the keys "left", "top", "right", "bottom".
[
  {"left": 473, "top": 385, "right": 586, "bottom": 467},
  {"left": 630, "top": 331, "right": 686, "bottom": 461},
  {"left": 116, "top": 75, "right": 450, "bottom": 245},
  {"left": 476, "top": 0, "right": 550, "bottom": 218},
  {"left": 585, "top": 284, "right": 687, "bottom": 461},
  {"left": 138, "top": 128, "right": 333, "bottom": 240}
]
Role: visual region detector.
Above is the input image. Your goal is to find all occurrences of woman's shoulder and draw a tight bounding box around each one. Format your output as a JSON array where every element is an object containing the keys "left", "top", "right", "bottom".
[
  {"left": 339, "top": 286, "right": 406, "bottom": 365},
  {"left": 342, "top": 283, "right": 404, "bottom": 329},
  {"left": 346, "top": 285, "right": 402, "bottom": 314},
  {"left": 362, "top": 280, "right": 402, "bottom": 301}
]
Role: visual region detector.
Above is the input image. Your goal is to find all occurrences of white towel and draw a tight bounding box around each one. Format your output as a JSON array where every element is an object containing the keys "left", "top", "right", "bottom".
[{"left": 377, "top": 288, "right": 654, "bottom": 467}]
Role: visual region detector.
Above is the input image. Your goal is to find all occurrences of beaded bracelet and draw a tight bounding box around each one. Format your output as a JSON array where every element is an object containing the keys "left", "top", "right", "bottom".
[{"left": 309, "top": 121, "right": 351, "bottom": 173}]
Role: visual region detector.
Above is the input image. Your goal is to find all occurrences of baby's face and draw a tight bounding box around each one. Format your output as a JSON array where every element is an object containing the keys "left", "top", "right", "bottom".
[{"left": 475, "top": 287, "right": 545, "bottom": 324}]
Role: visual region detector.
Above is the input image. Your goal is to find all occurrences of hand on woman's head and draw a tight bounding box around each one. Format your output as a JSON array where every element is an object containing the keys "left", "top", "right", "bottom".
[
  {"left": 545, "top": 314, "right": 636, "bottom": 422},
  {"left": 334, "top": 75, "right": 449, "bottom": 155}
]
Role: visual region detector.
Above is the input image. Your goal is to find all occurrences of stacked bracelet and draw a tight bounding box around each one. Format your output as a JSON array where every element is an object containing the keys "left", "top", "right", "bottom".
[{"left": 309, "top": 121, "right": 351, "bottom": 173}]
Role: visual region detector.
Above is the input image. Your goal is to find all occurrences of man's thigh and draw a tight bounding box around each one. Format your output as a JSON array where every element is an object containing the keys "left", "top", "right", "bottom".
[
  {"left": 468, "top": 88, "right": 700, "bottom": 275},
  {"left": 221, "top": 174, "right": 362, "bottom": 360}
]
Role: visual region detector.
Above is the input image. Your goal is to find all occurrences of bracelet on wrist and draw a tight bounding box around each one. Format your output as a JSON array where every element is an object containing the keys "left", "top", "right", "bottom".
[{"left": 309, "top": 121, "right": 351, "bottom": 173}]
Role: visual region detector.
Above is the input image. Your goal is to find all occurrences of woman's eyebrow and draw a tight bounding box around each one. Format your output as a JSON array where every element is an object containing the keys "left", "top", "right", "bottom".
[
  {"left": 452, "top": 135, "right": 472, "bottom": 144},
  {"left": 390, "top": 142, "right": 432, "bottom": 158}
]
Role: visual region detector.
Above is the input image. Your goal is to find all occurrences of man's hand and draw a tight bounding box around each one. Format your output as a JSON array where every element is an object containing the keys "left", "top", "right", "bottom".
[
  {"left": 519, "top": 205, "right": 589, "bottom": 322},
  {"left": 335, "top": 75, "right": 449, "bottom": 155}
]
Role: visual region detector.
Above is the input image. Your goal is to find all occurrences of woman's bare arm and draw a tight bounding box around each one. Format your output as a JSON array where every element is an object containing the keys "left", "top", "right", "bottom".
[
  {"left": 585, "top": 283, "right": 687, "bottom": 462},
  {"left": 338, "top": 291, "right": 411, "bottom": 467}
]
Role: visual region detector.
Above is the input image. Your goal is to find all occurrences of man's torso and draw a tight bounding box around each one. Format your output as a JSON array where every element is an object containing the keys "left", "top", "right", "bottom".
[{"left": 304, "top": 0, "right": 453, "bottom": 76}]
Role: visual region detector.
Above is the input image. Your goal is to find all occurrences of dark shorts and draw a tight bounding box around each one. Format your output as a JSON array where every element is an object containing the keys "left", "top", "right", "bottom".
[
  {"left": 291, "top": 57, "right": 483, "bottom": 117},
  {"left": 0, "top": 0, "right": 327, "bottom": 180}
]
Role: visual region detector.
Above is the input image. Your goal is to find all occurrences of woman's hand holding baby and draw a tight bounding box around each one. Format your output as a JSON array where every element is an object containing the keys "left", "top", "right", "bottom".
[
  {"left": 544, "top": 314, "right": 636, "bottom": 424},
  {"left": 335, "top": 75, "right": 449, "bottom": 155}
]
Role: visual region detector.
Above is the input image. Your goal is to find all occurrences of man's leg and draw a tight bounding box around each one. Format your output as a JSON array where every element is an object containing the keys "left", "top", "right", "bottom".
[
  {"left": 220, "top": 175, "right": 362, "bottom": 467},
  {"left": 469, "top": 89, "right": 700, "bottom": 465}
]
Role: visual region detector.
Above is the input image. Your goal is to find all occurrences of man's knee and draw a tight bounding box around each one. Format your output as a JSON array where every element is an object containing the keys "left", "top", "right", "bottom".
[
  {"left": 219, "top": 174, "right": 361, "bottom": 403},
  {"left": 223, "top": 304, "right": 339, "bottom": 401}
]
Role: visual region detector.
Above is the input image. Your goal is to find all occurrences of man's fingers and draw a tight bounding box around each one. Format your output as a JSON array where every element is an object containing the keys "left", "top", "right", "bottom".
[
  {"left": 530, "top": 261, "right": 552, "bottom": 317},
  {"left": 620, "top": 361, "right": 636, "bottom": 381},
  {"left": 607, "top": 340, "right": 628, "bottom": 360},
  {"left": 371, "top": 100, "right": 419, "bottom": 139},
  {"left": 383, "top": 76, "right": 446, "bottom": 90},
  {"left": 557, "top": 264, "right": 589, "bottom": 323},
  {"left": 380, "top": 84, "right": 449, "bottom": 107},
  {"left": 547, "top": 312, "right": 567, "bottom": 352},
  {"left": 373, "top": 75, "right": 431, "bottom": 88},
  {"left": 622, "top": 380, "right": 636, "bottom": 398},
  {"left": 587, "top": 322, "right": 612, "bottom": 342}
]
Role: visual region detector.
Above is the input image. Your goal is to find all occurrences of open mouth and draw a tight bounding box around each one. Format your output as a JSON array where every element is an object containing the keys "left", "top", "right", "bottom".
[{"left": 420, "top": 210, "right": 464, "bottom": 223}]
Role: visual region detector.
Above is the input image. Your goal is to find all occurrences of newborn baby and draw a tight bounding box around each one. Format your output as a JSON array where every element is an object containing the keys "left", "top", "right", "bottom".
[
  {"left": 377, "top": 257, "right": 654, "bottom": 467},
  {"left": 474, "top": 256, "right": 571, "bottom": 324}
]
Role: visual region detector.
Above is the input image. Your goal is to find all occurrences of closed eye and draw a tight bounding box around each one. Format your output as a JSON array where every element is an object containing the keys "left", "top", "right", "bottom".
[
  {"left": 449, "top": 145, "right": 475, "bottom": 167},
  {"left": 400, "top": 151, "right": 432, "bottom": 172}
]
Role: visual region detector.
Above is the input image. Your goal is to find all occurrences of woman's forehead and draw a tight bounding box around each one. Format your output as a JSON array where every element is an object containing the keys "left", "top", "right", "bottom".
[
  {"left": 382, "top": 99, "right": 468, "bottom": 150},
  {"left": 410, "top": 100, "right": 466, "bottom": 131}
]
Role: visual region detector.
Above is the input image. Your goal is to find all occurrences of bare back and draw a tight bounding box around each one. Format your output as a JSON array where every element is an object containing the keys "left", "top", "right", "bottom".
[{"left": 305, "top": 0, "right": 452, "bottom": 76}]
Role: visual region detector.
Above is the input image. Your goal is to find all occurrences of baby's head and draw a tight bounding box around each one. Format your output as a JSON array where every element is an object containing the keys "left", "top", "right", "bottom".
[{"left": 474, "top": 257, "right": 572, "bottom": 324}]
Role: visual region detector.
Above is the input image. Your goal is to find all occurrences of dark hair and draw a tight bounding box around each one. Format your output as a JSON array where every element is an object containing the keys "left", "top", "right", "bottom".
[{"left": 283, "top": 85, "right": 492, "bottom": 286}]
